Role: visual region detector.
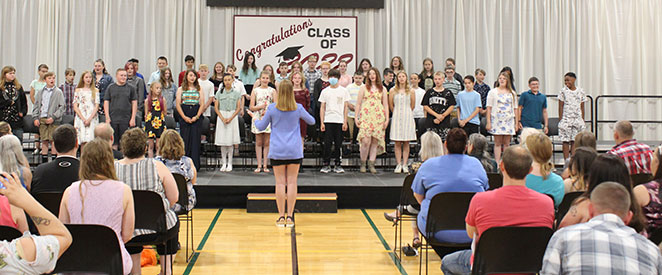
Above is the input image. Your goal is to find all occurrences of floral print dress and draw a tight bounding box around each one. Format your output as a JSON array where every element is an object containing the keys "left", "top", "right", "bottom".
[
  {"left": 357, "top": 86, "right": 386, "bottom": 155},
  {"left": 487, "top": 90, "right": 516, "bottom": 135},
  {"left": 73, "top": 89, "right": 99, "bottom": 143},
  {"left": 144, "top": 97, "right": 164, "bottom": 138}
]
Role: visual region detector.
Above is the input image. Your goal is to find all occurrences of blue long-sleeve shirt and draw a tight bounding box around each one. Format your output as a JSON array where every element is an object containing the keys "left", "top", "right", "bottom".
[{"left": 255, "top": 103, "right": 315, "bottom": 160}]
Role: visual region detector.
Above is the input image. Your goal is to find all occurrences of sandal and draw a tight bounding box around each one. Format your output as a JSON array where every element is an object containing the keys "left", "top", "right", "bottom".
[
  {"left": 285, "top": 216, "right": 295, "bottom": 228},
  {"left": 263, "top": 168, "right": 270, "bottom": 173},
  {"left": 276, "top": 216, "right": 286, "bottom": 227},
  {"left": 254, "top": 167, "right": 262, "bottom": 173},
  {"left": 384, "top": 212, "right": 398, "bottom": 226},
  {"left": 412, "top": 236, "right": 422, "bottom": 249}
]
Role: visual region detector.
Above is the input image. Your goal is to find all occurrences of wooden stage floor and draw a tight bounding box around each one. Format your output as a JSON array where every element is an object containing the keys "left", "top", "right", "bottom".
[{"left": 142, "top": 209, "right": 443, "bottom": 274}]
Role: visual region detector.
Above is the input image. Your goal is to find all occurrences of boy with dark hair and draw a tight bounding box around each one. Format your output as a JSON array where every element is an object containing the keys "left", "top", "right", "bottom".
[
  {"left": 148, "top": 56, "right": 168, "bottom": 86},
  {"left": 304, "top": 55, "right": 321, "bottom": 90},
  {"left": 179, "top": 55, "right": 196, "bottom": 86},
  {"left": 59, "top": 68, "right": 76, "bottom": 116},
  {"left": 31, "top": 124, "right": 80, "bottom": 194},
  {"left": 443, "top": 66, "right": 462, "bottom": 98},
  {"left": 445, "top": 58, "right": 465, "bottom": 90},
  {"left": 518, "top": 76, "right": 548, "bottom": 133},
  {"left": 474, "top": 68, "right": 490, "bottom": 115},
  {"left": 318, "top": 69, "right": 349, "bottom": 173},
  {"left": 382, "top": 68, "right": 395, "bottom": 92},
  {"left": 456, "top": 75, "right": 482, "bottom": 136},
  {"left": 32, "top": 72, "right": 65, "bottom": 162}
]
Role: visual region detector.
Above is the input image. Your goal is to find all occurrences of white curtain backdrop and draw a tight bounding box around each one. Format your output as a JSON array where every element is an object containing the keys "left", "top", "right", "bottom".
[{"left": 2, "top": 0, "right": 661, "bottom": 139}]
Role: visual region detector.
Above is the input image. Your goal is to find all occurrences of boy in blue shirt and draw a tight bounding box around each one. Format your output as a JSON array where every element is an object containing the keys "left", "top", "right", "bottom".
[
  {"left": 518, "top": 77, "right": 548, "bottom": 134},
  {"left": 455, "top": 75, "right": 482, "bottom": 136}
]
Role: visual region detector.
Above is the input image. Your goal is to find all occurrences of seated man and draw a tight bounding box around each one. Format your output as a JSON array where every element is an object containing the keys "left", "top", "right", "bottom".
[
  {"left": 412, "top": 128, "right": 488, "bottom": 257},
  {"left": 541, "top": 182, "right": 662, "bottom": 274},
  {"left": 0, "top": 172, "right": 72, "bottom": 274},
  {"left": 94, "top": 123, "right": 124, "bottom": 160},
  {"left": 31, "top": 125, "right": 79, "bottom": 194},
  {"left": 441, "top": 145, "right": 555, "bottom": 274},
  {"left": 608, "top": 120, "right": 653, "bottom": 174}
]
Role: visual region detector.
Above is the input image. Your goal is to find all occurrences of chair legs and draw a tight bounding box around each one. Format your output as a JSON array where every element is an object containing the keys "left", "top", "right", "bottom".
[{"left": 181, "top": 209, "right": 195, "bottom": 263}]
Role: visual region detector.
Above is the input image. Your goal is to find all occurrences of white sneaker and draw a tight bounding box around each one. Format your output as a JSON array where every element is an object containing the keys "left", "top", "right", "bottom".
[
  {"left": 394, "top": 164, "right": 402, "bottom": 174},
  {"left": 402, "top": 165, "right": 409, "bottom": 174},
  {"left": 220, "top": 165, "right": 227, "bottom": 172},
  {"left": 226, "top": 164, "right": 233, "bottom": 172}
]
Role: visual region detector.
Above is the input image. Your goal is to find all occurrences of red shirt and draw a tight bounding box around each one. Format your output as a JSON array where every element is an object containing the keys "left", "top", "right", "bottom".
[
  {"left": 466, "top": 185, "right": 555, "bottom": 262},
  {"left": 0, "top": 196, "right": 17, "bottom": 229},
  {"left": 608, "top": 139, "right": 653, "bottom": 175}
]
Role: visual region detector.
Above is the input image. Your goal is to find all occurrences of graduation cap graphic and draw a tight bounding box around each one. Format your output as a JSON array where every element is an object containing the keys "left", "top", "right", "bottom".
[{"left": 276, "top": 45, "right": 304, "bottom": 62}]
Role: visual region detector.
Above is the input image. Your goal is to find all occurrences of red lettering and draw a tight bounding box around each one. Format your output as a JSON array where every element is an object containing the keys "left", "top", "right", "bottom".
[
  {"left": 321, "top": 53, "right": 338, "bottom": 65},
  {"left": 236, "top": 49, "right": 244, "bottom": 61}
]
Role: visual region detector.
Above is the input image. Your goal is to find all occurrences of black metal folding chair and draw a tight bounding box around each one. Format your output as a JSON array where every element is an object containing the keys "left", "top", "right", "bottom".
[
  {"left": 392, "top": 174, "right": 419, "bottom": 260},
  {"left": 52, "top": 224, "right": 124, "bottom": 275},
  {"left": 173, "top": 173, "right": 195, "bottom": 262},
  {"left": 0, "top": 225, "right": 22, "bottom": 241},
  {"left": 126, "top": 190, "right": 174, "bottom": 274},
  {"left": 33, "top": 192, "right": 64, "bottom": 216}
]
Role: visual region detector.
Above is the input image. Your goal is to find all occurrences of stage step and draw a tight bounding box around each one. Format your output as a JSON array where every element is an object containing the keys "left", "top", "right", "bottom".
[{"left": 247, "top": 193, "right": 338, "bottom": 213}]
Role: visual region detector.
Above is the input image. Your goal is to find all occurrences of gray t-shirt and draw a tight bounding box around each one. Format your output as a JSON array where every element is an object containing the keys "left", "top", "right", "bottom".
[{"left": 104, "top": 82, "right": 137, "bottom": 122}]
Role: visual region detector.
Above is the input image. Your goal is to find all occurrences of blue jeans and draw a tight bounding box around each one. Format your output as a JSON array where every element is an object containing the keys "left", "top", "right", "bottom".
[
  {"left": 13, "top": 128, "right": 23, "bottom": 143},
  {"left": 441, "top": 249, "right": 472, "bottom": 275}
]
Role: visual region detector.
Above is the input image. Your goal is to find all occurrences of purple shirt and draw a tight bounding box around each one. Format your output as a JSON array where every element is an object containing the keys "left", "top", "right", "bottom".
[{"left": 255, "top": 103, "right": 315, "bottom": 160}]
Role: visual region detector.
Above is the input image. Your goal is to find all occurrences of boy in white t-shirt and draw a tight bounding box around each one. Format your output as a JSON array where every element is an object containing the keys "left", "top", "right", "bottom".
[
  {"left": 197, "top": 64, "right": 215, "bottom": 117},
  {"left": 410, "top": 73, "right": 426, "bottom": 139},
  {"left": 346, "top": 72, "right": 364, "bottom": 143},
  {"left": 318, "top": 69, "right": 349, "bottom": 173}
]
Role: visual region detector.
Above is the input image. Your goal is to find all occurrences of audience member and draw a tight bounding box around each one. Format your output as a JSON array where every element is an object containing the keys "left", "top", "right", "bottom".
[
  {"left": 412, "top": 128, "right": 488, "bottom": 258},
  {"left": 32, "top": 71, "right": 65, "bottom": 162},
  {"left": 559, "top": 154, "right": 646, "bottom": 233},
  {"left": 441, "top": 145, "right": 554, "bottom": 274},
  {"left": 0, "top": 190, "right": 28, "bottom": 232},
  {"left": 114, "top": 128, "right": 178, "bottom": 275},
  {"left": 58, "top": 138, "right": 134, "bottom": 275},
  {"left": 524, "top": 133, "right": 565, "bottom": 207},
  {"left": 0, "top": 121, "right": 11, "bottom": 137},
  {"left": 156, "top": 129, "right": 197, "bottom": 213},
  {"left": 542, "top": 182, "right": 662, "bottom": 274},
  {"left": 634, "top": 145, "right": 662, "bottom": 244},
  {"left": 608, "top": 120, "right": 653, "bottom": 175},
  {"left": 0, "top": 66, "right": 28, "bottom": 142},
  {"left": 467, "top": 133, "right": 497, "bottom": 173},
  {"left": 0, "top": 135, "right": 32, "bottom": 190},
  {"left": 563, "top": 147, "right": 597, "bottom": 193},
  {"left": 103, "top": 68, "right": 138, "bottom": 149},
  {"left": 385, "top": 131, "right": 444, "bottom": 250},
  {"left": 561, "top": 130, "right": 597, "bottom": 179},
  {"left": 0, "top": 172, "right": 72, "bottom": 274},
  {"left": 94, "top": 123, "right": 124, "bottom": 159},
  {"left": 518, "top": 77, "right": 548, "bottom": 133},
  {"left": 30, "top": 125, "right": 79, "bottom": 194}
]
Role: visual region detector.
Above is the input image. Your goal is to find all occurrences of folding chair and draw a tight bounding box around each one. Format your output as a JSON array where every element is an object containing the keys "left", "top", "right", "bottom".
[
  {"left": 486, "top": 173, "right": 502, "bottom": 190},
  {"left": 52, "top": 224, "right": 124, "bottom": 275},
  {"left": 420, "top": 192, "right": 476, "bottom": 275},
  {"left": 471, "top": 226, "right": 553, "bottom": 275},
  {"left": 33, "top": 192, "right": 64, "bottom": 216},
  {"left": 0, "top": 225, "right": 22, "bottom": 241},
  {"left": 392, "top": 174, "right": 419, "bottom": 260},
  {"left": 126, "top": 190, "right": 174, "bottom": 273},
  {"left": 173, "top": 173, "right": 195, "bottom": 262},
  {"left": 555, "top": 191, "right": 583, "bottom": 229}
]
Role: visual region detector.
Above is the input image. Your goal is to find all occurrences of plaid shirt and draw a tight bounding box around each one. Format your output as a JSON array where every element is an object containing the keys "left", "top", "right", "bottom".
[
  {"left": 304, "top": 68, "right": 321, "bottom": 90},
  {"left": 541, "top": 214, "right": 662, "bottom": 275},
  {"left": 474, "top": 82, "right": 491, "bottom": 109},
  {"left": 59, "top": 82, "right": 76, "bottom": 116},
  {"left": 608, "top": 139, "right": 653, "bottom": 175}
]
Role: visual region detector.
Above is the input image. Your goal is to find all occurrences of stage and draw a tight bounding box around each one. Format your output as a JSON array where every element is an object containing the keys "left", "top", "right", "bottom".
[{"left": 194, "top": 169, "right": 406, "bottom": 209}]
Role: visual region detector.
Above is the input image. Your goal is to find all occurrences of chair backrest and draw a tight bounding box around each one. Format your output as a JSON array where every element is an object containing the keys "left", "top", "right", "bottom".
[
  {"left": 53, "top": 224, "right": 124, "bottom": 275},
  {"left": 556, "top": 191, "right": 584, "bottom": 226},
  {"left": 165, "top": 115, "right": 176, "bottom": 129},
  {"left": 173, "top": 173, "right": 189, "bottom": 214},
  {"left": 33, "top": 192, "right": 64, "bottom": 216},
  {"left": 0, "top": 225, "right": 22, "bottom": 241},
  {"left": 472, "top": 226, "right": 554, "bottom": 275},
  {"left": 426, "top": 192, "right": 476, "bottom": 236},
  {"left": 399, "top": 174, "right": 418, "bottom": 207},
  {"left": 22, "top": 115, "right": 39, "bottom": 134},
  {"left": 132, "top": 190, "right": 167, "bottom": 233},
  {"left": 631, "top": 173, "right": 653, "bottom": 187},
  {"left": 487, "top": 173, "right": 503, "bottom": 190},
  {"left": 547, "top": 117, "right": 560, "bottom": 136},
  {"left": 62, "top": 114, "right": 75, "bottom": 126}
]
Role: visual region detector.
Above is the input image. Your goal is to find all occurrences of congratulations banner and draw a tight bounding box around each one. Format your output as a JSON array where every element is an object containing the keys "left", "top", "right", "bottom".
[{"left": 233, "top": 15, "right": 357, "bottom": 73}]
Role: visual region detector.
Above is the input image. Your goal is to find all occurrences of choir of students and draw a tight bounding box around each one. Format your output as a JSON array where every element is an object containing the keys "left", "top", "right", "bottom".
[{"left": 1, "top": 54, "right": 585, "bottom": 173}]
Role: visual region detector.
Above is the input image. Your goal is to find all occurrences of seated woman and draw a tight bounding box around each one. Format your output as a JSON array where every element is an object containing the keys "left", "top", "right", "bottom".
[
  {"left": 412, "top": 128, "right": 488, "bottom": 258},
  {"left": 155, "top": 129, "right": 197, "bottom": 213},
  {"left": 59, "top": 138, "right": 134, "bottom": 274},
  {"left": 634, "top": 145, "right": 662, "bottom": 244},
  {"left": 384, "top": 131, "right": 444, "bottom": 249},
  {"left": 524, "top": 133, "right": 565, "bottom": 208},
  {"left": 467, "top": 133, "right": 497, "bottom": 173},
  {"left": 563, "top": 147, "right": 597, "bottom": 193},
  {"left": 0, "top": 194, "right": 28, "bottom": 233},
  {"left": 0, "top": 135, "right": 31, "bottom": 190},
  {"left": 559, "top": 154, "right": 646, "bottom": 233},
  {"left": 115, "top": 128, "right": 178, "bottom": 275}
]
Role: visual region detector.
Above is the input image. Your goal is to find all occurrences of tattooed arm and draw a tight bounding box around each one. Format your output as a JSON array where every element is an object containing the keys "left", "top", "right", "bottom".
[{"left": 0, "top": 172, "right": 72, "bottom": 259}]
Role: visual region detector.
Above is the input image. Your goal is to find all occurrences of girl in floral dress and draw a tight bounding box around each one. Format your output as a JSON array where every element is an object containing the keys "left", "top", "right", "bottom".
[
  {"left": 356, "top": 68, "right": 389, "bottom": 174},
  {"left": 486, "top": 72, "right": 518, "bottom": 164},
  {"left": 73, "top": 71, "right": 99, "bottom": 147},
  {"left": 144, "top": 82, "right": 166, "bottom": 158},
  {"left": 250, "top": 71, "right": 276, "bottom": 173}
]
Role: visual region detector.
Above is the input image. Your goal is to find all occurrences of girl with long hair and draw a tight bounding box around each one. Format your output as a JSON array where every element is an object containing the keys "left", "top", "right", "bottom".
[
  {"left": 524, "top": 133, "right": 566, "bottom": 207},
  {"left": 388, "top": 71, "right": 416, "bottom": 173},
  {"left": 210, "top": 61, "right": 226, "bottom": 92},
  {"left": 214, "top": 74, "right": 242, "bottom": 172},
  {"left": 73, "top": 71, "right": 99, "bottom": 146},
  {"left": 419, "top": 58, "right": 435, "bottom": 90},
  {"left": 356, "top": 58, "right": 373, "bottom": 80},
  {"left": 144, "top": 82, "right": 166, "bottom": 158},
  {"left": 159, "top": 67, "right": 176, "bottom": 116},
  {"left": 0, "top": 66, "right": 27, "bottom": 142},
  {"left": 255, "top": 79, "right": 315, "bottom": 227},
  {"left": 250, "top": 71, "right": 276, "bottom": 173},
  {"left": 486, "top": 72, "right": 518, "bottom": 163},
  {"left": 290, "top": 71, "right": 310, "bottom": 144},
  {"left": 239, "top": 52, "right": 259, "bottom": 94},
  {"left": 390, "top": 56, "right": 405, "bottom": 75},
  {"left": 176, "top": 70, "right": 205, "bottom": 169},
  {"left": 356, "top": 68, "right": 389, "bottom": 173},
  {"left": 92, "top": 59, "right": 113, "bottom": 115}
]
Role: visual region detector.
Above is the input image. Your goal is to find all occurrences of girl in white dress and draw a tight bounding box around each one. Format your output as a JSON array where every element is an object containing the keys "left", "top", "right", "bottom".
[
  {"left": 73, "top": 71, "right": 99, "bottom": 147},
  {"left": 486, "top": 72, "right": 518, "bottom": 164},
  {"left": 389, "top": 71, "right": 416, "bottom": 173},
  {"left": 250, "top": 71, "right": 276, "bottom": 173},
  {"left": 214, "top": 74, "right": 242, "bottom": 172}
]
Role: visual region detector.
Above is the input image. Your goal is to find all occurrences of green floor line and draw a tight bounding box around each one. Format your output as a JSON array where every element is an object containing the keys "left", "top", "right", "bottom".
[
  {"left": 182, "top": 208, "right": 223, "bottom": 275},
  {"left": 361, "top": 209, "right": 408, "bottom": 275}
]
